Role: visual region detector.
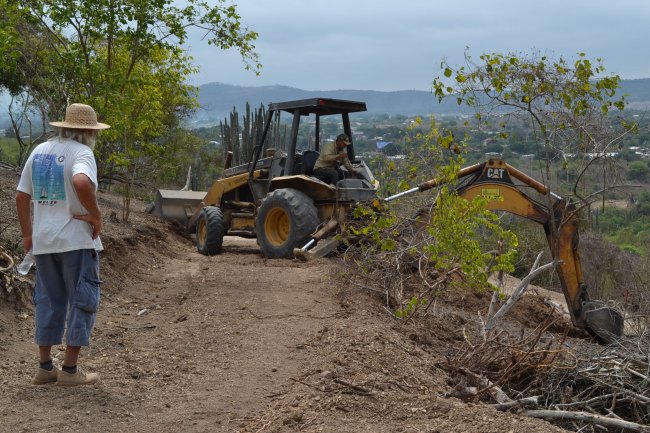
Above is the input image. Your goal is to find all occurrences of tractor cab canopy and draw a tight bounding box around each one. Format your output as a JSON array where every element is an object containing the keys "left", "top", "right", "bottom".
[
  {"left": 249, "top": 98, "right": 368, "bottom": 179},
  {"left": 268, "top": 98, "right": 367, "bottom": 117}
]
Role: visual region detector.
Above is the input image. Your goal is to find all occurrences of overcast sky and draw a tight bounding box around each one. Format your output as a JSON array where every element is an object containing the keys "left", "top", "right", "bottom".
[{"left": 184, "top": 0, "right": 649, "bottom": 92}]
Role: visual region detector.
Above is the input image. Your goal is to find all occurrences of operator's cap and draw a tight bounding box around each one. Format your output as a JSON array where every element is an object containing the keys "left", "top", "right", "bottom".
[{"left": 336, "top": 133, "right": 351, "bottom": 145}]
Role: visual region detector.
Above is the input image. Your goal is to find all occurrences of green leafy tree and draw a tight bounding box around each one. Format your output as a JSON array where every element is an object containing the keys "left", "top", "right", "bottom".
[
  {"left": 96, "top": 44, "right": 203, "bottom": 220},
  {"left": 636, "top": 191, "right": 650, "bottom": 216},
  {"left": 433, "top": 51, "right": 635, "bottom": 203},
  {"left": 627, "top": 160, "right": 649, "bottom": 181},
  {"left": 1, "top": 0, "right": 259, "bottom": 219}
]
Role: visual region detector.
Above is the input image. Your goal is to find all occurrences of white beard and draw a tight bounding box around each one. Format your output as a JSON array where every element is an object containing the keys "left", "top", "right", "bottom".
[{"left": 84, "top": 136, "right": 97, "bottom": 150}]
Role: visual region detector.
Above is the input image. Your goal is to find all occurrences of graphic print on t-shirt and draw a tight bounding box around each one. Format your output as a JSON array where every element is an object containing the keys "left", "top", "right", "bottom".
[{"left": 32, "top": 154, "right": 66, "bottom": 203}]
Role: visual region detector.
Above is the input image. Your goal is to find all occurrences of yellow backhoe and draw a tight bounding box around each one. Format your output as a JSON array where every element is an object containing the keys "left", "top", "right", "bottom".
[
  {"left": 384, "top": 158, "right": 624, "bottom": 343},
  {"left": 150, "top": 98, "right": 379, "bottom": 259}
]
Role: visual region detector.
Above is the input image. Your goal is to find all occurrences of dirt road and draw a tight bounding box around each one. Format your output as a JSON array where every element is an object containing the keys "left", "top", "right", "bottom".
[{"left": 0, "top": 173, "right": 568, "bottom": 432}]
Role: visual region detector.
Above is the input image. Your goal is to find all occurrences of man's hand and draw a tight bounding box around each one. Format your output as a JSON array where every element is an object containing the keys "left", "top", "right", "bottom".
[
  {"left": 335, "top": 152, "right": 348, "bottom": 161},
  {"left": 73, "top": 213, "right": 102, "bottom": 239},
  {"left": 72, "top": 173, "right": 102, "bottom": 239},
  {"left": 21, "top": 235, "right": 33, "bottom": 254}
]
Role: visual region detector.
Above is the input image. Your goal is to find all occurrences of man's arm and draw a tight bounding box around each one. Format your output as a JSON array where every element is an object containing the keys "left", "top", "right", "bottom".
[
  {"left": 72, "top": 173, "right": 102, "bottom": 239},
  {"left": 318, "top": 142, "right": 341, "bottom": 164},
  {"left": 341, "top": 154, "right": 354, "bottom": 172},
  {"left": 15, "top": 191, "right": 33, "bottom": 252}
]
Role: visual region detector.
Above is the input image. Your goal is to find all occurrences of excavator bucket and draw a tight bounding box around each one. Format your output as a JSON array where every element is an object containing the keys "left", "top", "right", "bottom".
[
  {"left": 582, "top": 301, "right": 624, "bottom": 344},
  {"left": 148, "top": 189, "right": 206, "bottom": 227}
]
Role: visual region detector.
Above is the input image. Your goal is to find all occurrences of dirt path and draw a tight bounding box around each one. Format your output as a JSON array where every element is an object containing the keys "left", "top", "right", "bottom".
[
  {"left": 1, "top": 235, "right": 340, "bottom": 431},
  {"left": 0, "top": 233, "right": 568, "bottom": 433}
]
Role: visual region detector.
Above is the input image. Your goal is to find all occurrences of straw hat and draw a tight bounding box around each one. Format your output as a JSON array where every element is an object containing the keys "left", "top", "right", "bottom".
[{"left": 49, "top": 103, "right": 110, "bottom": 130}]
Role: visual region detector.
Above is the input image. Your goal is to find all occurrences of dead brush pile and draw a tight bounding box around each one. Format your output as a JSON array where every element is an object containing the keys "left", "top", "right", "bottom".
[
  {"left": 0, "top": 245, "right": 33, "bottom": 309},
  {"left": 441, "top": 323, "right": 650, "bottom": 432}
]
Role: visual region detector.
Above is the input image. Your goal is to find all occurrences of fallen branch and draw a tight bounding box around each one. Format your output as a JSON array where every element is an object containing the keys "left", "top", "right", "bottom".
[
  {"left": 290, "top": 377, "right": 323, "bottom": 392},
  {"left": 555, "top": 393, "right": 619, "bottom": 409},
  {"left": 333, "top": 378, "right": 374, "bottom": 396},
  {"left": 0, "top": 249, "right": 15, "bottom": 273},
  {"left": 485, "top": 254, "right": 557, "bottom": 332},
  {"left": 458, "top": 367, "right": 511, "bottom": 404},
  {"left": 114, "top": 324, "right": 156, "bottom": 330},
  {"left": 491, "top": 396, "right": 540, "bottom": 411},
  {"left": 524, "top": 409, "right": 650, "bottom": 432}
]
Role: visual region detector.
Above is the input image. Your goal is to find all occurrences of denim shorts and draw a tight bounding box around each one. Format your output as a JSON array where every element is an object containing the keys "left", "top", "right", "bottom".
[{"left": 33, "top": 249, "right": 101, "bottom": 347}]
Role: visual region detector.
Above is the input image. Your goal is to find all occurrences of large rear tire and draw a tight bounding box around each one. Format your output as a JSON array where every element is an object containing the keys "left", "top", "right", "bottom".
[
  {"left": 196, "top": 206, "right": 225, "bottom": 255},
  {"left": 256, "top": 188, "right": 318, "bottom": 258}
]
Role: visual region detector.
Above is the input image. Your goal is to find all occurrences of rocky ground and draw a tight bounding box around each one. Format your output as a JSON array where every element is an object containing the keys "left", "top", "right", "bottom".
[{"left": 0, "top": 167, "right": 580, "bottom": 432}]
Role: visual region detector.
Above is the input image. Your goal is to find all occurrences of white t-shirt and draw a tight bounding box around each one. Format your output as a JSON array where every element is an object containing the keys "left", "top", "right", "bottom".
[{"left": 17, "top": 137, "right": 103, "bottom": 254}]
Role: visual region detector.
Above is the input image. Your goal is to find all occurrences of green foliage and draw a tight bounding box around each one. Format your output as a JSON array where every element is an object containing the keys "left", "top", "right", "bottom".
[
  {"left": 346, "top": 118, "right": 518, "bottom": 318},
  {"left": 424, "top": 186, "right": 518, "bottom": 284},
  {"left": 638, "top": 192, "right": 650, "bottom": 216},
  {"left": 0, "top": 138, "right": 20, "bottom": 165},
  {"left": 349, "top": 204, "right": 398, "bottom": 253},
  {"left": 432, "top": 50, "right": 635, "bottom": 201},
  {"left": 394, "top": 296, "right": 427, "bottom": 319},
  {"left": 0, "top": 0, "right": 260, "bottom": 219},
  {"left": 598, "top": 207, "right": 630, "bottom": 232},
  {"left": 597, "top": 195, "right": 650, "bottom": 256},
  {"left": 620, "top": 244, "right": 643, "bottom": 256},
  {"left": 627, "top": 160, "right": 649, "bottom": 181}
]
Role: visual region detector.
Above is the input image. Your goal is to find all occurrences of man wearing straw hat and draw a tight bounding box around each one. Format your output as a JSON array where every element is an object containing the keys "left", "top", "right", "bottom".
[{"left": 16, "top": 103, "right": 109, "bottom": 386}]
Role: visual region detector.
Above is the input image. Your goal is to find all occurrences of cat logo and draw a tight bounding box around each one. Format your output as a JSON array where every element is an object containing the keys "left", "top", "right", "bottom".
[
  {"left": 480, "top": 188, "right": 502, "bottom": 202},
  {"left": 486, "top": 168, "right": 505, "bottom": 179}
]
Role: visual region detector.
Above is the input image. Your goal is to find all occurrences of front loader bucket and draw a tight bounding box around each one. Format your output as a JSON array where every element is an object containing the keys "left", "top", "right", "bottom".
[
  {"left": 582, "top": 301, "right": 624, "bottom": 344},
  {"left": 149, "top": 189, "right": 206, "bottom": 227}
]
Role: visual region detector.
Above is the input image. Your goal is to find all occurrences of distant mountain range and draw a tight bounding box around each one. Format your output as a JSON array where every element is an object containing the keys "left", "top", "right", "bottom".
[
  {"left": 193, "top": 79, "right": 650, "bottom": 125},
  {"left": 2, "top": 79, "right": 650, "bottom": 129},
  {"left": 193, "top": 83, "right": 459, "bottom": 124}
]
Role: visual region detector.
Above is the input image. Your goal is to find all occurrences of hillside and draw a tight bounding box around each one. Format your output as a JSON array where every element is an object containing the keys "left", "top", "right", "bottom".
[
  {"left": 193, "top": 83, "right": 462, "bottom": 124},
  {"left": 191, "top": 79, "right": 650, "bottom": 125},
  {"left": 619, "top": 78, "right": 650, "bottom": 109}
]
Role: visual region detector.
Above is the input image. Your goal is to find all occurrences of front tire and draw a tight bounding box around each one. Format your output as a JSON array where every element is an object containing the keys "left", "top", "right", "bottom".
[
  {"left": 256, "top": 188, "right": 318, "bottom": 258},
  {"left": 196, "top": 206, "right": 225, "bottom": 255}
]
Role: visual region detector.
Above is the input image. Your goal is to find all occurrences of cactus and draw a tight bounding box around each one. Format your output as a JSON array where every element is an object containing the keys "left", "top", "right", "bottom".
[{"left": 219, "top": 103, "right": 292, "bottom": 170}]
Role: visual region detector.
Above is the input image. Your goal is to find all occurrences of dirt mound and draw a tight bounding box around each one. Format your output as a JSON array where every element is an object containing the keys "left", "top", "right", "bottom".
[{"left": 0, "top": 167, "right": 571, "bottom": 432}]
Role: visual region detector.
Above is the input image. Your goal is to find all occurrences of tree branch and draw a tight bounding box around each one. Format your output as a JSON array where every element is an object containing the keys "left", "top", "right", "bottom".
[{"left": 524, "top": 410, "right": 650, "bottom": 432}]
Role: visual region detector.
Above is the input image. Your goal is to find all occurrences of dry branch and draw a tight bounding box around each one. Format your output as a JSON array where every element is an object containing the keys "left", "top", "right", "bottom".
[
  {"left": 491, "top": 396, "right": 540, "bottom": 411},
  {"left": 524, "top": 409, "right": 650, "bottom": 432},
  {"left": 485, "top": 253, "right": 556, "bottom": 332},
  {"left": 333, "top": 378, "right": 375, "bottom": 396},
  {"left": 0, "top": 249, "right": 15, "bottom": 272}
]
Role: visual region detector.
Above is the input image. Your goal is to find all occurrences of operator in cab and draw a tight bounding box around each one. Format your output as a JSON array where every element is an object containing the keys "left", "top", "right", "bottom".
[{"left": 313, "top": 133, "right": 361, "bottom": 185}]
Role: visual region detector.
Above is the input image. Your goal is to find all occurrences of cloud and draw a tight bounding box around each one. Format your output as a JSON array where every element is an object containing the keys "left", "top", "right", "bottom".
[{"left": 185, "top": 0, "right": 650, "bottom": 91}]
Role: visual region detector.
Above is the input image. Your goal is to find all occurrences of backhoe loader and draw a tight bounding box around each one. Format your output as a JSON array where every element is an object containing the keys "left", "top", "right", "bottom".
[
  {"left": 383, "top": 158, "right": 624, "bottom": 343},
  {"left": 151, "top": 98, "right": 379, "bottom": 259}
]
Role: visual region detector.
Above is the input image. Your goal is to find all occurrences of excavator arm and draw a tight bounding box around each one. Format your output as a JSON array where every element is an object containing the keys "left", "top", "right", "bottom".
[{"left": 387, "top": 159, "right": 623, "bottom": 342}]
